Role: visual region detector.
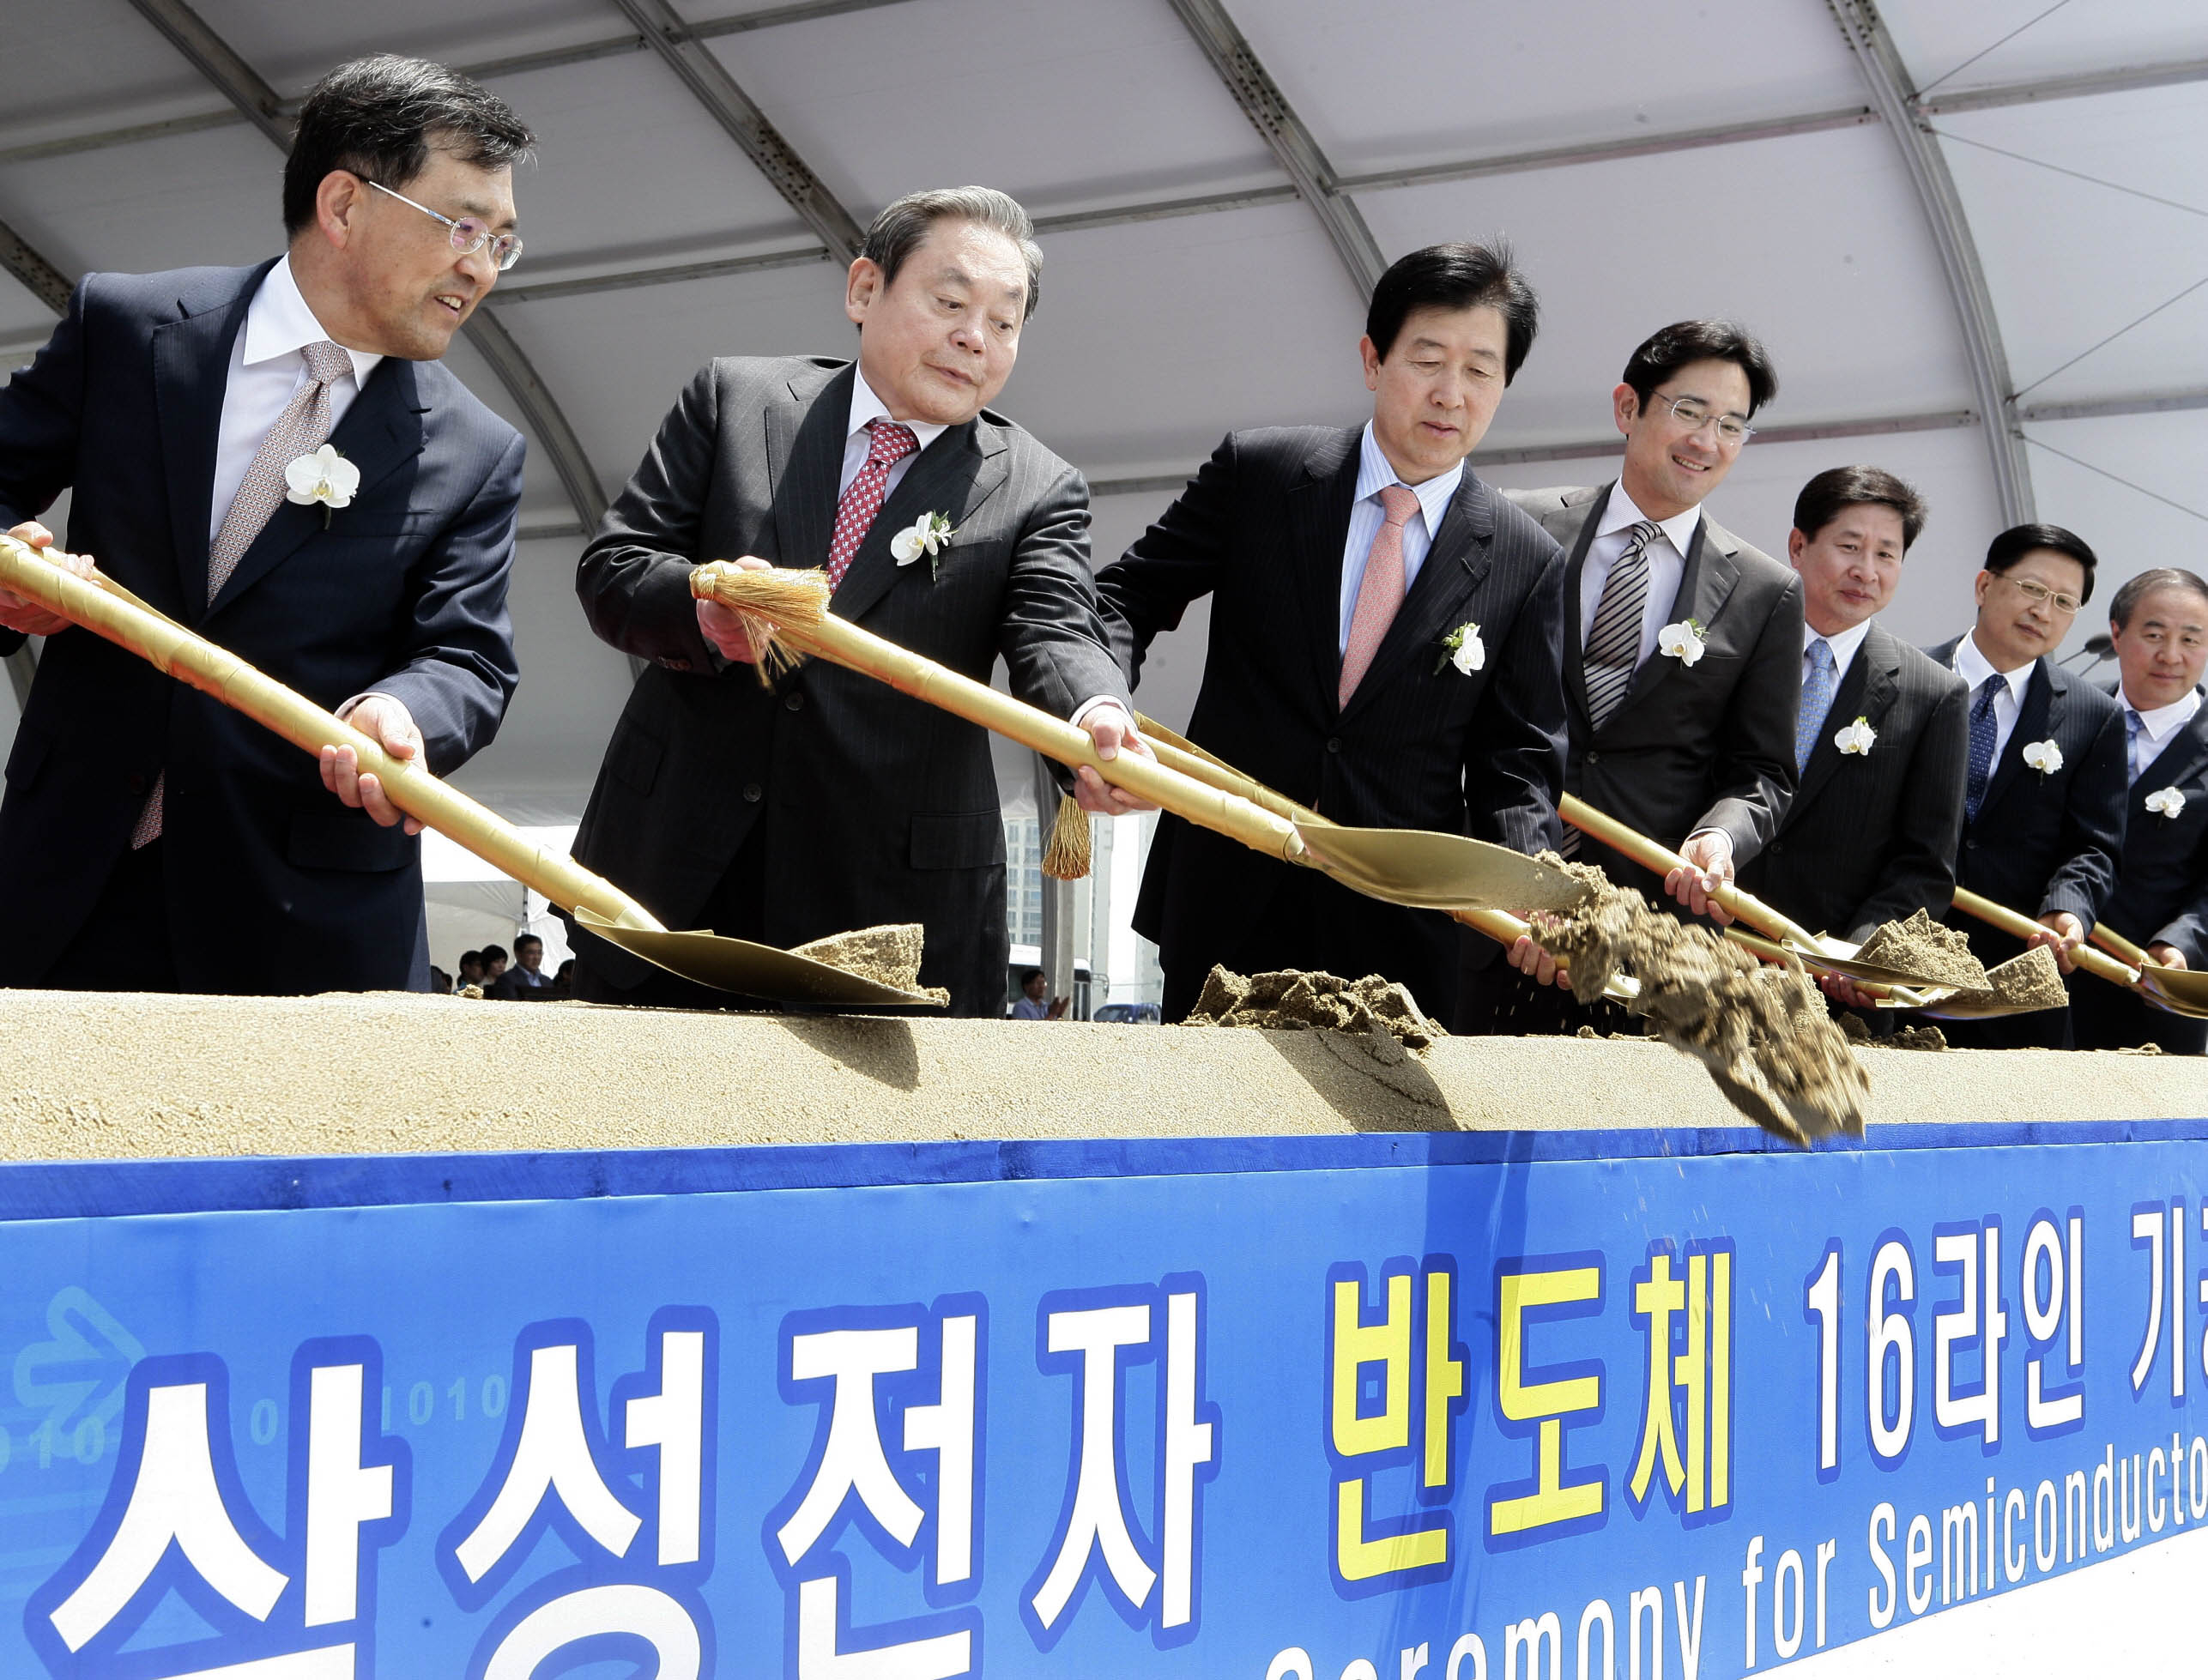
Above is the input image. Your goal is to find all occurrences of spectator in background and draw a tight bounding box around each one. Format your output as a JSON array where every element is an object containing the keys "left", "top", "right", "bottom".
[
  {"left": 552, "top": 958, "right": 574, "bottom": 998},
  {"left": 1009, "top": 969, "right": 1050, "bottom": 1019},
  {"left": 456, "top": 950, "right": 485, "bottom": 991},
  {"left": 429, "top": 964, "right": 452, "bottom": 995},
  {"left": 489, "top": 933, "right": 554, "bottom": 998},
  {"left": 479, "top": 944, "right": 509, "bottom": 986}
]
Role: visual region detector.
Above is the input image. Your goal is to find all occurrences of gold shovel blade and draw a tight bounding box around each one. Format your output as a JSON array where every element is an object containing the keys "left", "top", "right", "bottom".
[
  {"left": 1292, "top": 822, "right": 1592, "bottom": 914},
  {"left": 2138, "top": 966, "right": 2208, "bottom": 1019},
  {"left": 574, "top": 909, "right": 947, "bottom": 1008}
]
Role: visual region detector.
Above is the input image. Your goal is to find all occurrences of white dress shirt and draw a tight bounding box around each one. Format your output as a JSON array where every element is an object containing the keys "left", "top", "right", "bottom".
[
  {"left": 1951, "top": 631, "right": 2036, "bottom": 768},
  {"left": 1576, "top": 482, "right": 1702, "bottom": 668},
  {"left": 1336, "top": 424, "right": 1461, "bottom": 654},
  {"left": 210, "top": 257, "right": 381, "bottom": 543},
  {"left": 1805, "top": 616, "right": 1875, "bottom": 692},
  {"left": 842, "top": 372, "right": 947, "bottom": 500},
  {"left": 2121, "top": 686, "right": 2202, "bottom": 784}
]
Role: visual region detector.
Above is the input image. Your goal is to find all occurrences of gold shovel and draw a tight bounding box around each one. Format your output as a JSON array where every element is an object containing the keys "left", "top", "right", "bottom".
[
  {"left": 2087, "top": 922, "right": 2208, "bottom": 1019},
  {"left": 1951, "top": 885, "right": 2208, "bottom": 1021},
  {"left": 0, "top": 535, "right": 943, "bottom": 1008},
  {"left": 689, "top": 563, "right": 1588, "bottom": 916},
  {"left": 1128, "top": 714, "right": 1641, "bottom": 1008}
]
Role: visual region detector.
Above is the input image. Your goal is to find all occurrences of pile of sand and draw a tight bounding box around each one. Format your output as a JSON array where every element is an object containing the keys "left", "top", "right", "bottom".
[
  {"left": 1185, "top": 966, "right": 1443, "bottom": 1049},
  {"left": 790, "top": 924, "right": 949, "bottom": 1005},
  {"left": 1854, "top": 909, "right": 1988, "bottom": 989},
  {"left": 1838, "top": 1013, "right": 1948, "bottom": 1051},
  {"left": 1949, "top": 944, "right": 2068, "bottom": 1012},
  {"left": 1531, "top": 855, "right": 1869, "bottom": 1145}
]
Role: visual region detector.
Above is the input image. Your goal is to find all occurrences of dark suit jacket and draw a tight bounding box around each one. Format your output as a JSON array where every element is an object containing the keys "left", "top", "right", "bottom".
[
  {"left": 1738, "top": 622, "right": 1969, "bottom": 943},
  {"left": 0, "top": 263, "right": 522, "bottom": 992},
  {"left": 571, "top": 356, "right": 1130, "bottom": 1016},
  {"left": 2099, "top": 692, "right": 2208, "bottom": 965},
  {"left": 1925, "top": 637, "right": 2127, "bottom": 946},
  {"left": 1095, "top": 426, "right": 1568, "bottom": 1019},
  {"left": 1506, "top": 483, "right": 1802, "bottom": 897}
]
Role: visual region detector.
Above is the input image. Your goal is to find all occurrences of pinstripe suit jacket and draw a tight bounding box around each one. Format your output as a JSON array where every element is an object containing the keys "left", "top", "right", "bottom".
[
  {"left": 571, "top": 356, "right": 1129, "bottom": 1014},
  {"left": 1737, "top": 621, "right": 1969, "bottom": 943},
  {"left": 1097, "top": 426, "right": 1568, "bottom": 1017}
]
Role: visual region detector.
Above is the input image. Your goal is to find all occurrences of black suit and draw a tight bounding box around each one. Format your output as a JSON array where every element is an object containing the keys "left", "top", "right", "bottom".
[
  {"left": 0, "top": 263, "right": 522, "bottom": 993},
  {"left": 1739, "top": 623, "right": 1969, "bottom": 943},
  {"left": 571, "top": 356, "right": 1130, "bottom": 1017},
  {"left": 1455, "top": 482, "right": 1802, "bottom": 1032},
  {"left": 2072, "top": 693, "right": 2208, "bottom": 1055},
  {"left": 1925, "top": 637, "right": 2127, "bottom": 1048},
  {"left": 1097, "top": 427, "right": 1568, "bottom": 1021}
]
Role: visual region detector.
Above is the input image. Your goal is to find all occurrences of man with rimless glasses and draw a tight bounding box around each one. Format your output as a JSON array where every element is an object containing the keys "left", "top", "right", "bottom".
[
  {"left": 0, "top": 56, "right": 532, "bottom": 994},
  {"left": 1927, "top": 524, "right": 2128, "bottom": 1048},
  {"left": 1457, "top": 320, "right": 1804, "bottom": 1035}
]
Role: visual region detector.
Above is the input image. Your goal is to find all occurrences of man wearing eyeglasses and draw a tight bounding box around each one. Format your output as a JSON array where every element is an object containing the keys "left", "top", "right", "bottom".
[
  {"left": 0, "top": 55, "right": 532, "bottom": 994},
  {"left": 1927, "top": 523, "right": 2128, "bottom": 1048},
  {"left": 1456, "top": 319, "right": 1802, "bottom": 1034}
]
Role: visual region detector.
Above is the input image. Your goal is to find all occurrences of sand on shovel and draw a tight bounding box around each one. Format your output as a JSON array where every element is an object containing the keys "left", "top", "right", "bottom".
[
  {"left": 1530, "top": 855, "right": 1869, "bottom": 1145},
  {"left": 1852, "top": 908, "right": 1988, "bottom": 990},
  {"left": 1941, "top": 943, "right": 2069, "bottom": 1013},
  {"left": 1186, "top": 967, "right": 1444, "bottom": 1050},
  {"left": 789, "top": 924, "right": 951, "bottom": 1006}
]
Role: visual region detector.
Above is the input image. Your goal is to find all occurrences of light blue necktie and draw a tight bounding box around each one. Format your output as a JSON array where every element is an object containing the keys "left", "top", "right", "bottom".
[
  {"left": 1795, "top": 639, "right": 1837, "bottom": 774},
  {"left": 2125, "top": 709, "right": 2145, "bottom": 786}
]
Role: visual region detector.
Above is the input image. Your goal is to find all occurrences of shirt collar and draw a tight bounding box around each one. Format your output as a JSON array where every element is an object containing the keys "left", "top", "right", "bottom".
[
  {"left": 1597, "top": 481, "right": 1701, "bottom": 565},
  {"left": 242, "top": 256, "right": 381, "bottom": 388},
  {"left": 1354, "top": 423, "right": 1461, "bottom": 535},
  {"left": 848, "top": 372, "right": 951, "bottom": 456},
  {"left": 1809, "top": 616, "right": 1874, "bottom": 672},
  {"left": 1953, "top": 629, "right": 2035, "bottom": 703},
  {"left": 2125, "top": 686, "right": 2203, "bottom": 742}
]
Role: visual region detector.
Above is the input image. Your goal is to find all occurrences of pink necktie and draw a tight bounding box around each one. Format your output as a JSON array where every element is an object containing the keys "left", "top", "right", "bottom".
[
  {"left": 130, "top": 339, "right": 354, "bottom": 849},
  {"left": 826, "top": 419, "right": 921, "bottom": 589},
  {"left": 1339, "top": 483, "right": 1420, "bottom": 707}
]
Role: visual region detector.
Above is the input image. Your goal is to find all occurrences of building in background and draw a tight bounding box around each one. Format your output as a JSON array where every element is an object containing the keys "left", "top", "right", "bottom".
[{"left": 1001, "top": 797, "right": 1163, "bottom": 1016}]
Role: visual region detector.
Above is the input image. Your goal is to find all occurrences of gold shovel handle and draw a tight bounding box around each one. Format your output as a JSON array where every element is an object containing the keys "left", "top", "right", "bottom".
[
  {"left": 694, "top": 564, "right": 1305, "bottom": 864},
  {"left": 0, "top": 533, "right": 661, "bottom": 931},
  {"left": 1559, "top": 793, "right": 1823, "bottom": 951},
  {"left": 1950, "top": 885, "right": 2139, "bottom": 989},
  {"left": 2089, "top": 921, "right": 2152, "bottom": 967}
]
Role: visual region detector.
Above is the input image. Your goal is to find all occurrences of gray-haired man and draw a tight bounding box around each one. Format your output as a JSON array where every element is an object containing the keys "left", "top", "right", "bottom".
[{"left": 569, "top": 187, "right": 1144, "bottom": 1016}]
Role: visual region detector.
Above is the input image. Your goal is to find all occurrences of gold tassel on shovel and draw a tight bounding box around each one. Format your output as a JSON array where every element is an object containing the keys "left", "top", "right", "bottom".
[{"left": 1042, "top": 794, "right": 1091, "bottom": 880}]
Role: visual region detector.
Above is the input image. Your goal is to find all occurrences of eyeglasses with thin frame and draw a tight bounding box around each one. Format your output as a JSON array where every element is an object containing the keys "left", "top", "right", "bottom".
[
  {"left": 366, "top": 180, "right": 523, "bottom": 271},
  {"left": 1656, "top": 393, "right": 1755, "bottom": 446},
  {"left": 2000, "top": 574, "right": 2083, "bottom": 617}
]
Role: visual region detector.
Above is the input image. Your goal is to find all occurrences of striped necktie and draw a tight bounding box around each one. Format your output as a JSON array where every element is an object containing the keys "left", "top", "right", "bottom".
[
  {"left": 2125, "top": 708, "right": 2145, "bottom": 786},
  {"left": 1583, "top": 520, "right": 1661, "bottom": 732}
]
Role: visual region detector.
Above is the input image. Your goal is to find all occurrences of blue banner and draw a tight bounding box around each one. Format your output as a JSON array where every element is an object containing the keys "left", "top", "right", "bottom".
[{"left": 3, "top": 1120, "right": 2205, "bottom": 1678}]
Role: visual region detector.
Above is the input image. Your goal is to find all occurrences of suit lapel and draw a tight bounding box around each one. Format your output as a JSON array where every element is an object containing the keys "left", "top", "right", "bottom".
[
  {"left": 1339, "top": 472, "right": 1497, "bottom": 722},
  {"left": 1981, "top": 658, "right": 2058, "bottom": 813},
  {"left": 1607, "top": 511, "right": 1740, "bottom": 722},
  {"left": 765, "top": 361, "right": 850, "bottom": 571},
  {"left": 152, "top": 267, "right": 265, "bottom": 619},
  {"left": 1556, "top": 483, "right": 1609, "bottom": 734},
  {"left": 1795, "top": 625, "right": 1895, "bottom": 806},
  {"left": 831, "top": 418, "right": 1006, "bottom": 625},
  {"left": 207, "top": 358, "right": 428, "bottom": 617},
  {"left": 1289, "top": 432, "right": 1361, "bottom": 709}
]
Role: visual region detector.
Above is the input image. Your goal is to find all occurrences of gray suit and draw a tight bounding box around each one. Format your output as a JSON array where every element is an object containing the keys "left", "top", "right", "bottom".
[{"left": 570, "top": 356, "right": 1130, "bottom": 1015}]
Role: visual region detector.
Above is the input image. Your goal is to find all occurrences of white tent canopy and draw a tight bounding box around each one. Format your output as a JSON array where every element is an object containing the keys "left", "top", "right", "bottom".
[{"left": 2, "top": 0, "right": 2201, "bottom": 824}]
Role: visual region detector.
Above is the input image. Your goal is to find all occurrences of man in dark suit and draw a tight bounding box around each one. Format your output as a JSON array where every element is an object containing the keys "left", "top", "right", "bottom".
[
  {"left": 2071, "top": 568, "right": 2208, "bottom": 1054},
  {"left": 1927, "top": 523, "right": 2127, "bottom": 1048},
  {"left": 1738, "top": 468, "right": 1968, "bottom": 986},
  {"left": 1457, "top": 320, "right": 1803, "bottom": 1033},
  {"left": 0, "top": 56, "right": 529, "bottom": 994},
  {"left": 571, "top": 188, "right": 1140, "bottom": 1018},
  {"left": 1098, "top": 242, "right": 1565, "bottom": 1023}
]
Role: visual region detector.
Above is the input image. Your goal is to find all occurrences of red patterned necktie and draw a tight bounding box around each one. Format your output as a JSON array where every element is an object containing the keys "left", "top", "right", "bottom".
[
  {"left": 1338, "top": 483, "right": 1420, "bottom": 707},
  {"left": 826, "top": 419, "right": 921, "bottom": 589}
]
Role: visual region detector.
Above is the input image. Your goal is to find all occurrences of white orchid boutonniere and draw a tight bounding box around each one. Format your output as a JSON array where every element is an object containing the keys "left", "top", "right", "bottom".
[
  {"left": 1656, "top": 618, "right": 1707, "bottom": 666},
  {"left": 283, "top": 444, "right": 360, "bottom": 527},
  {"left": 1436, "top": 619, "right": 1485, "bottom": 675},
  {"left": 890, "top": 511, "right": 959, "bottom": 579},
  {"left": 2145, "top": 784, "right": 2187, "bottom": 819},
  {"left": 1834, "top": 716, "right": 1877, "bottom": 756},
  {"left": 2021, "top": 738, "right": 2064, "bottom": 778}
]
